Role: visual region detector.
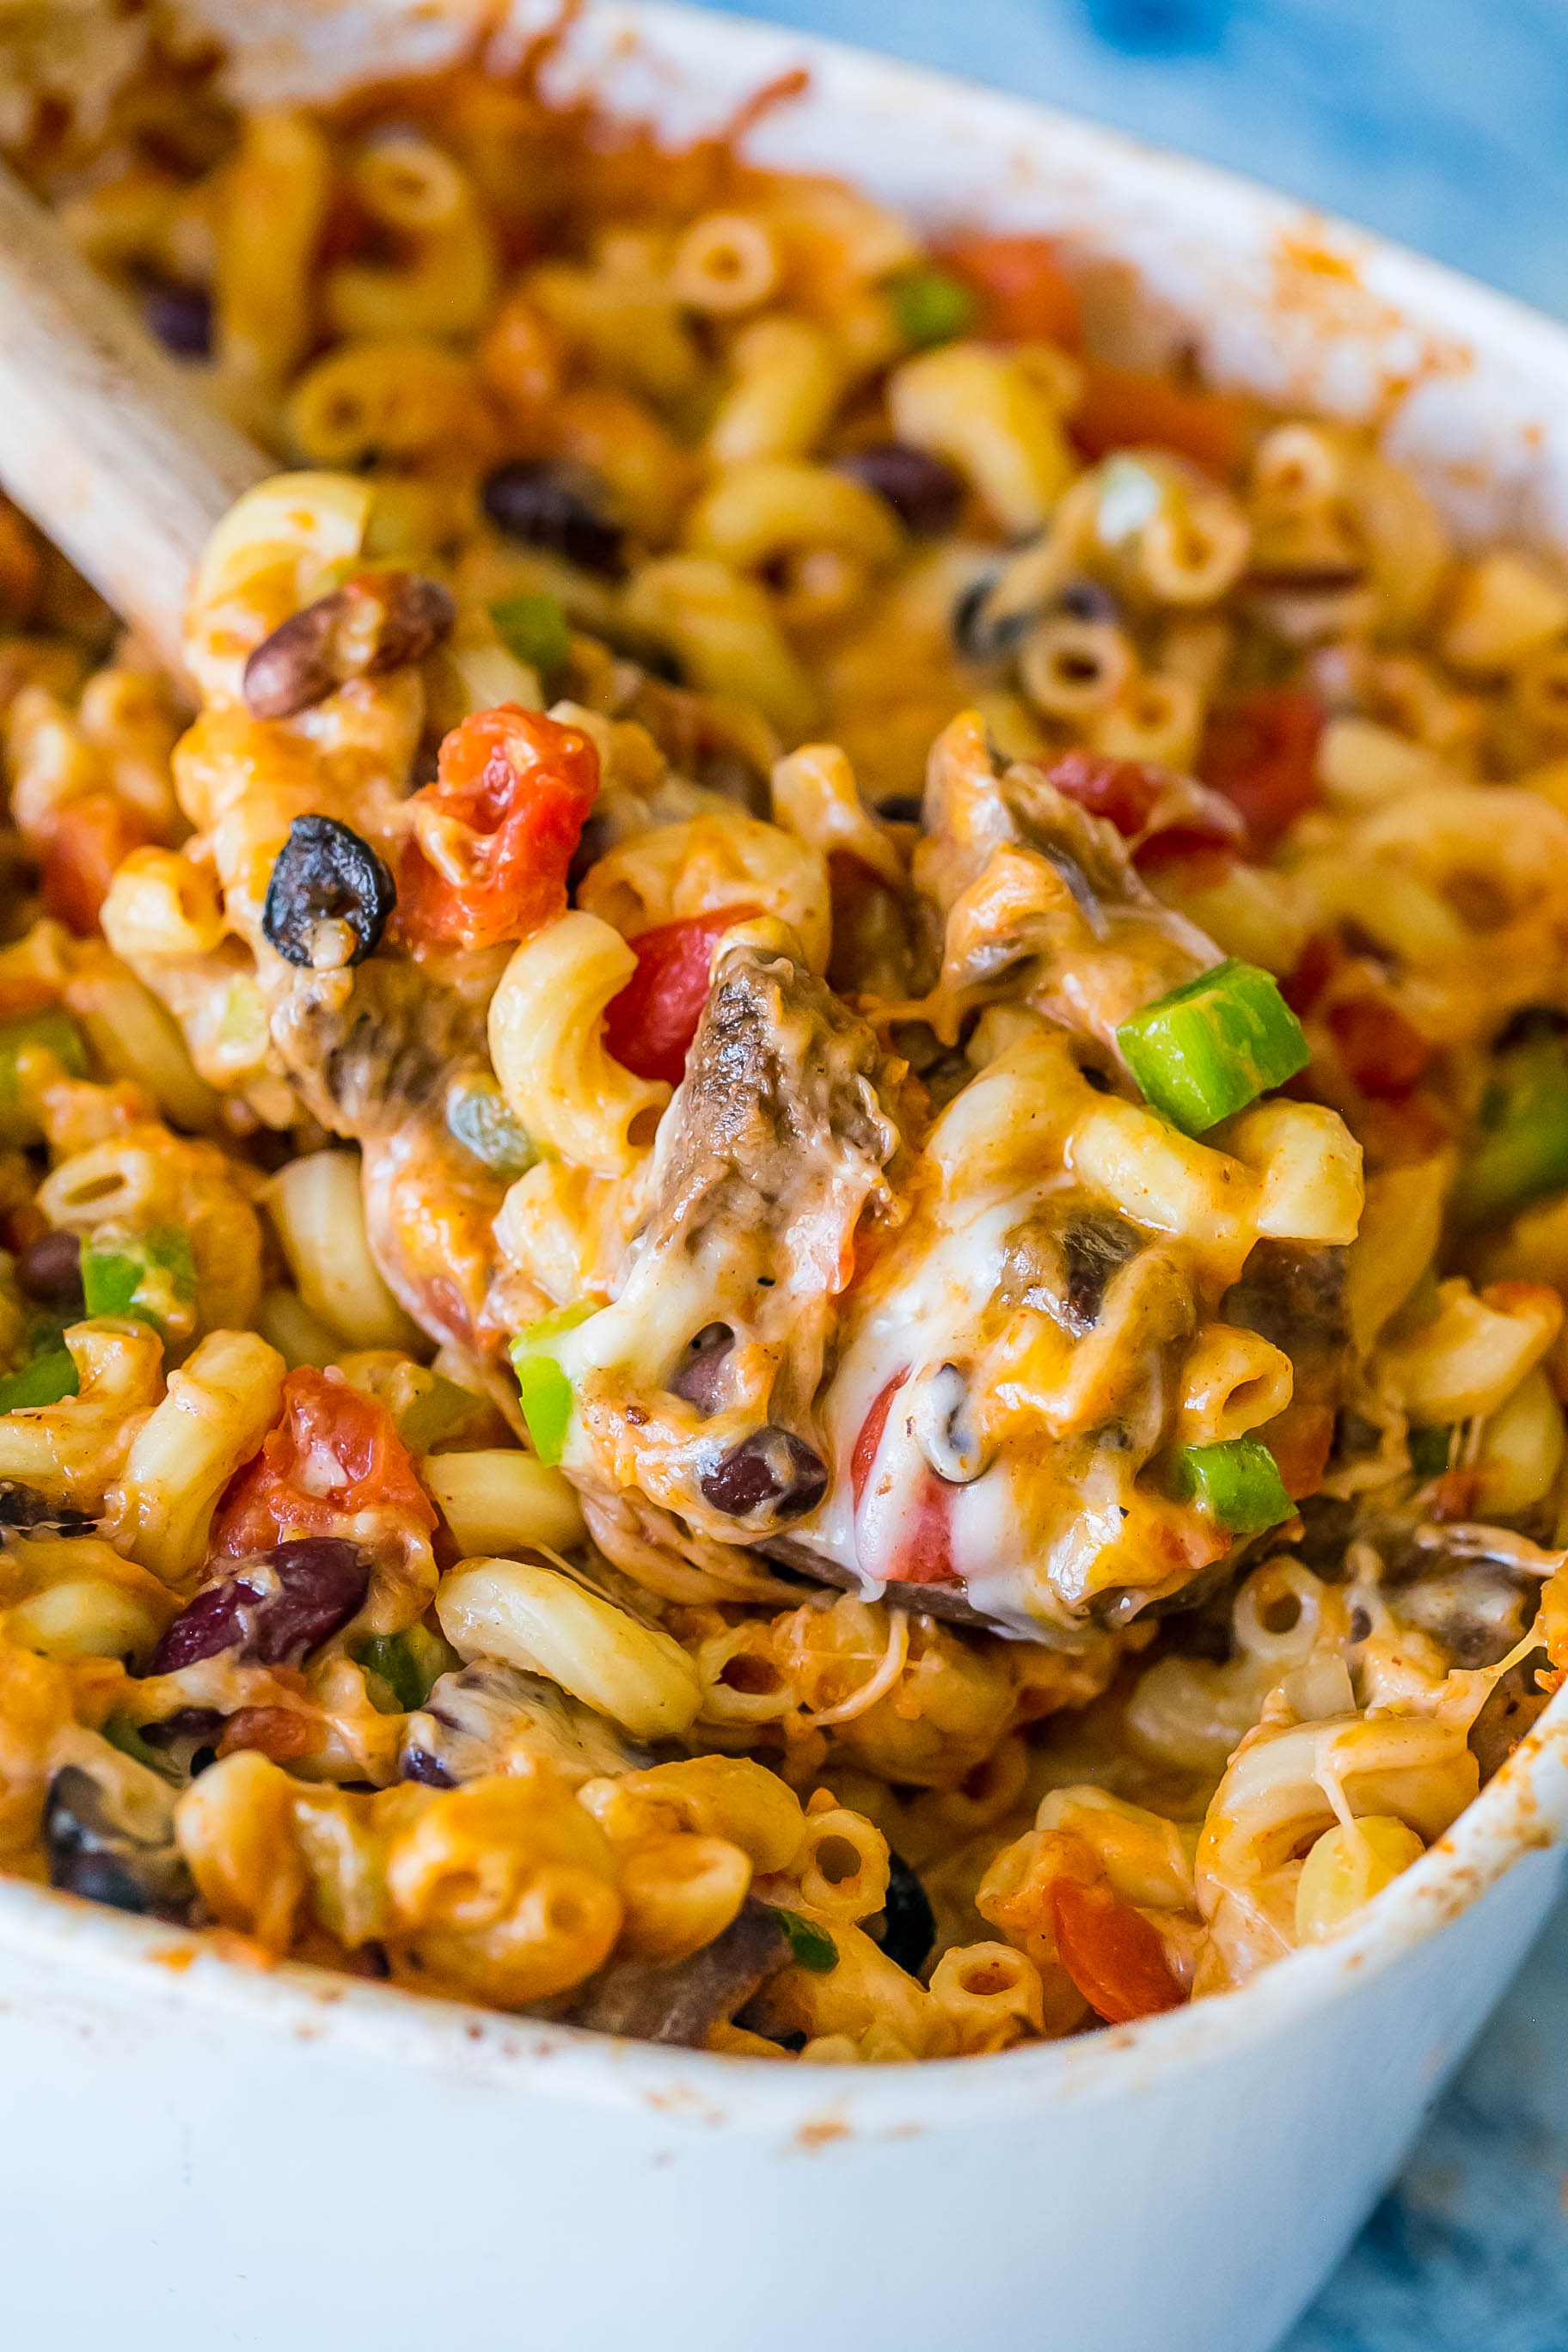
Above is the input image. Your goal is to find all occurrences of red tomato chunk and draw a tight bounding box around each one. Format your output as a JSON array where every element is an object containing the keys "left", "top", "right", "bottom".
[
  {"left": 1197, "top": 689, "right": 1325, "bottom": 852},
  {"left": 398, "top": 703, "right": 597, "bottom": 953},
  {"left": 938, "top": 231, "right": 1081, "bottom": 348},
  {"left": 603, "top": 905, "right": 760, "bottom": 1087},
  {"left": 215, "top": 1368, "right": 435, "bottom": 1556},
  {"left": 41, "top": 793, "right": 151, "bottom": 935},
  {"left": 1048, "top": 1873, "right": 1185, "bottom": 2025}
]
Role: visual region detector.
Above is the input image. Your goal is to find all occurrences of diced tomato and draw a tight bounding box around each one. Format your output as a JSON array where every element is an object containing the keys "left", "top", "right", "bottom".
[
  {"left": 603, "top": 903, "right": 760, "bottom": 1087},
  {"left": 897, "top": 1470, "right": 958, "bottom": 1587},
  {"left": 1281, "top": 929, "right": 1338, "bottom": 1016},
  {"left": 1047, "top": 750, "right": 1167, "bottom": 837},
  {"left": 849, "top": 1371, "right": 959, "bottom": 1586},
  {"left": 1197, "top": 688, "right": 1326, "bottom": 853},
  {"left": 937, "top": 232, "right": 1081, "bottom": 348},
  {"left": 851, "top": 1372, "right": 908, "bottom": 1510},
  {"left": 1430, "top": 1467, "right": 1484, "bottom": 1522},
  {"left": 1326, "top": 994, "right": 1430, "bottom": 1100},
  {"left": 215, "top": 1368, "right": 436, "bottom": 1558},
  {"left": 40, "top": 793, "right": 150, "bottom": 936},
  {"left": 1072, "top": 358, "right": 1252, "bottom": 479},
  {"left": 1260, "top": 1398, "right": 1336, "bottom": 1498},
  {"left": 1047, "top": 1872, "right": 1185, "bottom": 2025},
  {"left": 398, "top": 704, "right": 597, "bottom": 954},
  {"left": 0, "top": 977, "right": 58, "bottom": 1020},
  {"left": 1046, "top": 750, "right": 1242, "bottom": 871}
]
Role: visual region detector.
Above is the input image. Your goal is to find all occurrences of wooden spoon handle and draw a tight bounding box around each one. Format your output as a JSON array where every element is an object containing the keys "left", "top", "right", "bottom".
[{"left": 0, "top": 162, "right": 270, "bottom": 676}]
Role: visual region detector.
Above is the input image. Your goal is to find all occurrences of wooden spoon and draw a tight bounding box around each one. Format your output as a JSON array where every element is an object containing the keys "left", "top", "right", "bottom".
[{"left": 0, "top": 162, "right": 270, "bottom": 677}]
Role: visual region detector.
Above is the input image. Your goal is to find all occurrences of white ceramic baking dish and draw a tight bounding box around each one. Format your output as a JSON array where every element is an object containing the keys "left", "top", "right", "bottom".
[{"left": 5, "top": 7, "right": 1568, "bottom": 2348}]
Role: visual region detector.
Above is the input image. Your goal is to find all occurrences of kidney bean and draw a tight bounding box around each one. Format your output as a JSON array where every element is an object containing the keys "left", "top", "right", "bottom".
[
  {"left": 149, "top": 1538, "right": 370, "bottom": 1675},
  {"left": 833, "top": 442, "right": 964, "bottom": 534},
  {"left": 242, "top": 571, "right": 456, "bottom": 721},
  {"left": 481, "top": 461, "right": 625, "bottom": 576},
  {"left": 44, "top": 1765, "right": 193, "bottom": 1920},
  {"left": 261, "top": 814, "right": 395, "bottom": 970},
  {"left": 669, "top": 1325, "right": 734, "bottom": 1416},
  {"left": 17, "top": 1228, "right": 83, "bottom": 1310},
  {"left": 700, "top": 1428, "right": 828, "bottom": 1522}
]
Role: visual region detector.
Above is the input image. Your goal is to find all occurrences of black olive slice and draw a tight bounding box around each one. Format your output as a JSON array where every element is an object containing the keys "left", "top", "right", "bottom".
[
  {"left": 261, "top": 815, "right": 395, "bottom": 970},
  {"left": 481, "top": 460, "right": 626, "bottom": 576}
]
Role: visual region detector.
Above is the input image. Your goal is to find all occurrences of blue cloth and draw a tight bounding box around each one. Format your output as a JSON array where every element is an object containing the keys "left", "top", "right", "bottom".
[
  {"left": 693, "top": 6, "right": 1568, "bottom": 2334},
  {"left": 709, "top": 0, "right": 1568, "bottom": 317},
  {"left": 1285, "top": 1883, "right": 1568, "bottom": 2351}
]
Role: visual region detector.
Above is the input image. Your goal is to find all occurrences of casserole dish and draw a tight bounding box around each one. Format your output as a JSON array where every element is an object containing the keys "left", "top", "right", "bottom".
[{"left": 3, "top": 5, "right": 1567, "bottom": 2347}]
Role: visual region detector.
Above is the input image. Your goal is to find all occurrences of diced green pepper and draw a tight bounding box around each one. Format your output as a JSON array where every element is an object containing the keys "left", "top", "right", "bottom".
[
  {"left": 886, "top": 266, "right": 974, "bottom": 350},
  {"left": 1169, "top": 1436, "right": 1293, "bottom": 1534},
  {"left": 101, "top": 1715, "right": 166, "bottom": 1773},
  {"left": 352, "top": 1624, "right": 451, "bottom": 1715},
  {"left": 1118, "top": 959, "right": 1309, "bottom": 1136},
  {"left": 396, "top": 1369, "right": 486, "bottom": 1455},
  {"left": 1451, "top": 1029, "right": 1568, "bottom": 1230},
  {"left": 490, "top": 592, "right": 572, "bottom": 689},
  {"left": 1407, "top": 1424, "right": 1453, "bottom": 1479},
  {"left": 0, "top": 1008, "right": 87, "bottom": 1145},
  {"left": 446, "top": 1073, "right": 537, "bottom": 1179},
  {"left": 82, "top": 1225, "right": 197, "bottom": 1334},
  {"left": 510, "top": 1302, "right": 598, "bottom": 1466},
  {"left": 0, "top": 1345, "right": 77, "bottom": 1413},
  {"left": 772, "top": 1907, "right": 839, "bottom": 1973}
]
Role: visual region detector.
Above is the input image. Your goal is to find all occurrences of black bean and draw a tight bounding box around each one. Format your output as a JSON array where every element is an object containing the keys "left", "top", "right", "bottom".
[
  {"left": 0, "top": 1479, "right": 92, "bottom": 1535},
  {"left": 17, "top": 1228, "right": 83, "bottom": 1311},
  {"left": 242, "top": 572, "right": 455, "bottom": 722},
  {"left": 700, "top": 1427, "right": 828, "bottom": 1522},
  {"left": 43, "top": 1765, "right": 192, "bottom": 1920},
  {"left": 567, "top": 809, "right": 616, "bottom": 895},
  {"left": 877, "top": 1851, "right": 936, "bottom": 1975},
  {"left": 142, "top": 279, "right": 212, "bottom": 358},
  {"left": 832, "top": 443, "right": 964, "bottom": 535},
  {"left": 1056, "top": 577, "right": 1121, "bottom": 625},
  {"left": 951, "top": 573, "right": 1035, "bottom": 663},
  {"left": 401, "top": 1749, "right": 457, "bottom": 1788},
  {"left": 481, "top": 461, "right": 625, "bottom": 576},
  {"left": 669, "top": 1324, "right": 734, "bottom": 1416},
  {"left": 149, "top": 1538, "right": 370, "bottom": 1675},
  {"left": 875, "top": 793, "right": 924, "bottom": 825},
  {"left": 1491, "top": 1005, "right": 1568, "bottom": 1051},
  {"left": 138, "top": 1706, "right": 224, "bottom": 1750},
  {"left": 261, "top": 814, "right": 395, "bottom": 971}
]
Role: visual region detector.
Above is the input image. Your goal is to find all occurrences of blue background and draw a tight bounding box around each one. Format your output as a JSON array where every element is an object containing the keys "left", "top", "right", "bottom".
[{"left": 699, "top": 3, "right": 1568, "bottom": 2341}]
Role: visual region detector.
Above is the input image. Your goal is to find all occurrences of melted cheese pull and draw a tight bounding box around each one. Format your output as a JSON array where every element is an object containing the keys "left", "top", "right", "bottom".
[{"left": 812, "top": 1031, "right": 1363, "bottom": 1637}]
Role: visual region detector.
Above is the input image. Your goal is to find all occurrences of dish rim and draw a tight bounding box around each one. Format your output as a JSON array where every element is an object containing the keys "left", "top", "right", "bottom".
[{"left": 6, "top": 0, "right": 1568, "bottom": 2123}]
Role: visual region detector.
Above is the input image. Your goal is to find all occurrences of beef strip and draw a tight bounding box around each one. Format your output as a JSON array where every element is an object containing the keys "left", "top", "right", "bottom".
[
  {"left": 567, "top": 1897, "right": 788, "bottom": 2045},
  {"left": 269, "top": 959, "right": 487, "bottom": 1142},
  {"left": 609, "top": 936, "right": 908, "bottom": 1487}
]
